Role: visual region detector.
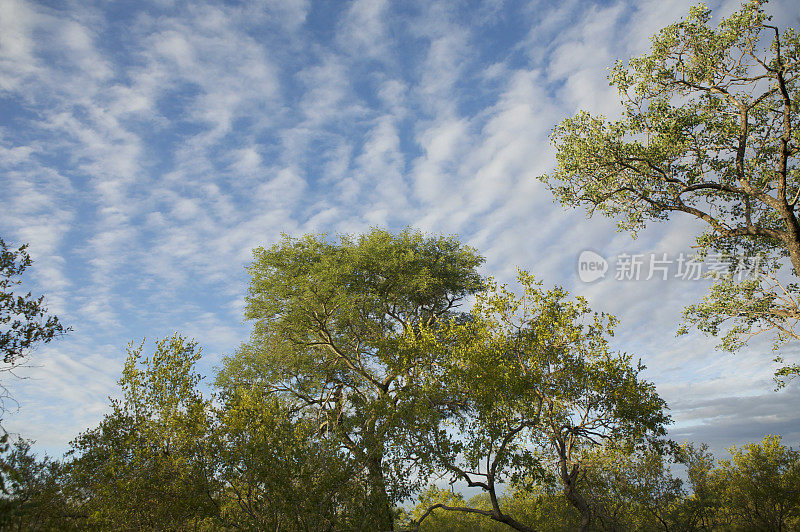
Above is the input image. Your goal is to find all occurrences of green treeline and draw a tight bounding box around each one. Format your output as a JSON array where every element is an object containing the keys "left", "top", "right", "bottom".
[
  {"left": 400, "top": 436, "right": 800, "bottom": 531},
  {"left": 1, "top": 230, "right": 799, "bottom": 531}
]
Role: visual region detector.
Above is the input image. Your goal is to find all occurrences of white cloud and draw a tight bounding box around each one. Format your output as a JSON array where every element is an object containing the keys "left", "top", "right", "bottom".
[
  {"left": 338, "top": 0, "right": 390, "bottom": 58},
  {"left": 0, "top": 0, "right": 41, "bottom": 91}
]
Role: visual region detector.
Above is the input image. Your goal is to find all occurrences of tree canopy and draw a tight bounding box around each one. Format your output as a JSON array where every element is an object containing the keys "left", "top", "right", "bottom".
[
  {"left": 539, "top": 0, "right": 800, "bottom": 382},
  {"left": 65, "top": 335, "right": 218, "bottom": 530},
  {"left": 216, "top": 228, "right": 484, "bottom": 530}
]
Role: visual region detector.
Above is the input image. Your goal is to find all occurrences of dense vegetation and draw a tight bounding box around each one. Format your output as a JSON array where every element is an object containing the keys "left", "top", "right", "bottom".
[
  {"left": 2, "top": 425, "right": 800, "bottom": 530},
  {"left": 1, "top": 229, "right": 798, "bottom": 531},
  {"left": 2, "top": 0, "right": 799, "bottom": 530}
]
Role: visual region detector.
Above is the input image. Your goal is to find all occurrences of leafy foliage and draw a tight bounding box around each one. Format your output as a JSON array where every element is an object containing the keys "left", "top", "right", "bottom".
[
  {"left": 1, "top": 237, "right": 68, "bottom": 415},
  {"left": 213, "top": 386, "right": 373, "bottom": 530},
  {"left": 713, "top": 435, "right": 800, "bottom": 530},
  {"left": 217, "top": 228, "right": 484, "bottom": 530},
  {"left": 64, "top": 335, "right": 219, "bottom": 530},
  {"left": 0, "top": 238, "right": 67, "bottom": 367},
  {"left": 539, "top": 0, "right": 800, "bottom": 383},
  {"left": 580, "top": 444, "right": 695, "bottom": 530},
  {"left": 411, "top": 271, "right": 669, "bottom": 531},
  {"left": 404, "top": 436, "right": 800, "bottom": 532},
  {"left": 0, "top": 438, "right": 78, "bottom": 530}
]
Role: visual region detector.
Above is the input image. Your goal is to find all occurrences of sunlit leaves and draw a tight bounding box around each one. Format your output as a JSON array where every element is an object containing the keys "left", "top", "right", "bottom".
[
  {"left": 411, "top": 271, "right": 669, "bottom": 528},
  {"left": 539, "top": 0, "right": 800, "bottom": 380}
]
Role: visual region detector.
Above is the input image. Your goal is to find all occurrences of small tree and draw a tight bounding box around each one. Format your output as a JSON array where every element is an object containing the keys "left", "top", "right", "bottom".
[
  {"left": 0, "top": 438, "right": 77, "bottom": 530},
  {"left": 580, "top": 444, "right": 692, "bottom": 531},
  {"left": 65, "top": 335, "right": 218, "bottom": 530},
  {"left": 539, "top": 0, "right": 800, "bottom": 383},
  {"left": 402, "top": 485, "right": 494, "bottom": 531}
]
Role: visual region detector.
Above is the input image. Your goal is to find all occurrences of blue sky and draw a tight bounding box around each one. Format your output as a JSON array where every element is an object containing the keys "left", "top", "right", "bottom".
[{"left": 1, "top": 0, "right": 799, "bottom": 458}]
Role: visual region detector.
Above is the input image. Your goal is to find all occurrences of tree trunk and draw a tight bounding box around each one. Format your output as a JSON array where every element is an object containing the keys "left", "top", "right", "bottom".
[
  {"left": 560, "top": 461, "right": 591, "bottom": 532},
  {"left": 783, "top": 217, "right": 800, "bottom": 277},
  {"left": 366, "top": 455, "right": 393, "bottom": 532}
]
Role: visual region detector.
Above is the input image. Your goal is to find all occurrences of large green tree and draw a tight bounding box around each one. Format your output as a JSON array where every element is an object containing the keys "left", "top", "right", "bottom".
[
  {"left": 539, "top": 0, "right": 800, "bottom": 383},
  {"left": 216, "top": 228, "right": 484, "bottom": 531},
  {"left": 412, "top": 272, "right": 670, "bottom": 531}
]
